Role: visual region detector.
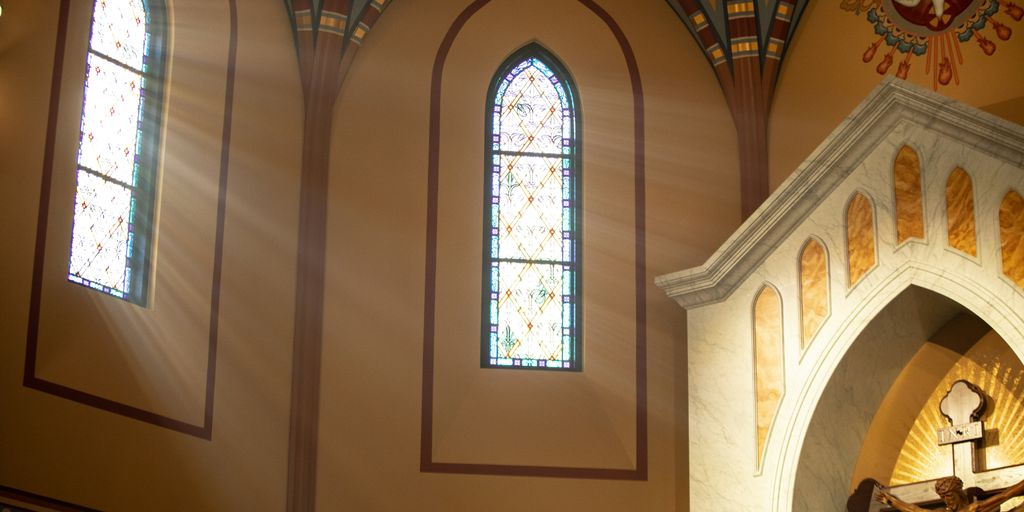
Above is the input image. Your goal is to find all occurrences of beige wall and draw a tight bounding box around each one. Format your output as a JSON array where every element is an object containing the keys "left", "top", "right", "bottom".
[
  {"left": 1, "top": 0, "right": 1021, "bottom": 511},
  {"left": 0, "top": 0, "right": 301, "bottom": 509},
  {"left": 316, "top": 1, "right": 736, "bottom": 510}
]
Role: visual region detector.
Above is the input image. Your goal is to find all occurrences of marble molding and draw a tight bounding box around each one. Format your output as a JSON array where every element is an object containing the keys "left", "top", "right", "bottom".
[
  {"left": 1002, "top": 191, "right": 1024, "bottom": 288},
  {"left": 894, "top": 145, "right": 925, "bottom": 244},
  {"left": 656, "top": 78, "right": 1024, "bottom": 511},
  {"left": 946, "top": 167, "right": 978, "bottom": 257},
  {"left": 754, "top": 285, "right": 785, "bottom": 469},
  {"left": 846, "top": 193, "right": 877, "bottom": 287},
  {"left": 799, "top": 239, "right": 829, "bottom": 350}
]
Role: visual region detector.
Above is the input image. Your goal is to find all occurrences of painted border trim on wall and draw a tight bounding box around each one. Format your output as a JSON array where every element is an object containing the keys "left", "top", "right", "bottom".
[
  {"left": 420, "top": 0, "right": 648, "bottom": 480},
  {"left": 22, "top": 0, "right": 239, "bottom": 440},
  {"left": 0, "top": 484, "right": 101, "bottom": 512}
]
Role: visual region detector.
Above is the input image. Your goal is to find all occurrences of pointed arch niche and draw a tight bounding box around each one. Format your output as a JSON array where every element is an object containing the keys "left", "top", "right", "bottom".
[
  {"left": 418, "top": 0, "right": 646, "bottom": 479},
  {"left": 753, "top": 284, "right": 785, "bottom": 470},
  {"left": 893, "top": 145, "right": 925, "bottom": 245},
  {"left": 1002, "top": 190, "right": 1024, "bottom": 288},
  {"left": 846, "top": 192, "right": 877, "bottom": 287},
  {"left": 799, "top": 237, "right": 829, "bottom": 350},
  {"left": 656, "top": 79, "right": 1024, "bottom": 511},
  {"left": 946, "top": 167, "right": 978, "bottom": 257},
  {"left": 25, "top": 0, "right": 237, "bottom": 437},
  {"left": 851, "top": 313, "right": 1024, "bottom": 490}
]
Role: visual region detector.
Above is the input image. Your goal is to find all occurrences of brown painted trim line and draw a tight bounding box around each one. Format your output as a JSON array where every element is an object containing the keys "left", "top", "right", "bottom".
[
  {"left": 420, "top": 0, "right": 647, "bottom": 480},
  {"left": 0, "top": 484, "right": 101, "bottom": 512},
  {"left": 23, "top": 0, "right": 239, "bottom": 440}
]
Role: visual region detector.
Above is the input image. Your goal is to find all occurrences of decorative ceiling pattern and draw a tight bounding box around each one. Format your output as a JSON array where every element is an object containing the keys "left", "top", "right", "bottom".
[
  {"left": 843, "top": 0, "right": 1023, "bottom": 89},
  {"left": 665, "top": 0, "right": 807, "bottom": 89},
  {"left": 664, "top": 0, "right": 809, "bottom": 218},
  {"left": 282, "top": 0, "right": 387, "bottom": 56}
]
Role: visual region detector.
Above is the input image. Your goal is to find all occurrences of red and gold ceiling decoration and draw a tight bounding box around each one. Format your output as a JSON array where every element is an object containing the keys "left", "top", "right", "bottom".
[{"left": 843, "top": 0, "right": 1023, "bottom": 88}]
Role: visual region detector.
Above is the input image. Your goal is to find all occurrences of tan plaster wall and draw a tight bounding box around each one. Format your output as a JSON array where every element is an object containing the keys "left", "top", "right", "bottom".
[
  {"left": 0, "top": 0, "right": 816, "bottom": 510},
  {"left": 315, "top": 1, "right": 737, "bottom": 511},
  {"left": 7, "top": 0, "right": 1023, "bottom": 510},
  {"left": 0, "top": 0, "right": 301, "bottom": 510}
]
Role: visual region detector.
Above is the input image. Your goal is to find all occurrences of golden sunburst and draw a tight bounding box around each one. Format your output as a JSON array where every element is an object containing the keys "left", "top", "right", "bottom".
[{"left": 890, "top": 340, "right": 1024, "bottom": 498}]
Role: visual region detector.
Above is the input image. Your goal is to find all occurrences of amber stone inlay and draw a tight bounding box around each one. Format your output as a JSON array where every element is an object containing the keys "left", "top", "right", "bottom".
[
  {"left": 894, "top": 146, "right": 925, "bottom": 244},
  {"left": 1001, "top": 190, "right": 1024, "bottom": 288},
  {"left": 847, "top": 193, "right": 876, "bottom": 287},
  {"left": 799, "top": 239, "right": 829, "bottom": 350},
  {"left": 945, "top": 168, "right": 977, "bottom": 257},
  {"left": 754, "top": 286, "right": 784, "bottom": 468}
]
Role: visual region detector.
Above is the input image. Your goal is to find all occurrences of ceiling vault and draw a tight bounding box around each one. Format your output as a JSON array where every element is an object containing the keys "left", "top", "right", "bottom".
[{"left": 666, "top": 0, "right": 807, "bottom": 218}]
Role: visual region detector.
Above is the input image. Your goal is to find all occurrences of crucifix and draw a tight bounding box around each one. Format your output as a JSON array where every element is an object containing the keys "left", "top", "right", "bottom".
[{"left": 848, "top": 379, "right": 1024, "bottom": 511}]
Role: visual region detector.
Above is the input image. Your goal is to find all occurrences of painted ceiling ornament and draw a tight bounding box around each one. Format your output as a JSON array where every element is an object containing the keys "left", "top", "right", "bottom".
[{"left": 842, "top": 0, "right": 1023, "bottom": 89}]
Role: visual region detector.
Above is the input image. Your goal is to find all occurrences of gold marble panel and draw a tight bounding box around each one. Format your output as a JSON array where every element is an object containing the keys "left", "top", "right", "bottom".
[
  {"left": 894, "top": 146, "right": 924, "bottom": 244},
  {"left": 800, "top": 239, "right": 829, "bottom": 350},
  {"left": 847, "top": 193, "right": 876, "bottom": 287},
  {"left": 754, "top": 286, "right": 784, "bottom": 468},
  {"left": 1001, "top": 190, "right": 1024, "bottom": 288},
  {"left": 945, "top": 168, "right": 977, "bottom": 257}
]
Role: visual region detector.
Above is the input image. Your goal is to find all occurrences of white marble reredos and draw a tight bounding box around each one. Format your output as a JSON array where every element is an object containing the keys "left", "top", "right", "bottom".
[
  {"left": 655, "top": 76, "right": 1024, "bottom": 308},
  {"left": 657, "top": 77, "right": 1024, "bottom": 511}
]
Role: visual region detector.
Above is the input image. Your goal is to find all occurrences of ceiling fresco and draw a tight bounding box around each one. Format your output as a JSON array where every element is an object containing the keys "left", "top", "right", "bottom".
[
  {"left": 843, "top": 0, "right": 1023, "bottom": 88},
  {"left": 664, "top": 0, "right": 809, "bottom": 217},
  {"left": 666, "top": 0, "right": 808, "bottom": 75}
]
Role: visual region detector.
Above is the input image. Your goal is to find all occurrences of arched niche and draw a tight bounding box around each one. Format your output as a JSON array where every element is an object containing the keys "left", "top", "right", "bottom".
[
  {"left": 793, "top": 285, "right": 1024, "bottom": 510},
  {"left": 777, "top": 263, "right": 1024, "bottom": 511},
  {"left": 656, "top": 79, "right": 1024, "bottom": 512},
  {"left": 857, "top": 320, "right": 1024, "bottom": 489},
  {"left": 754, "top": 284, "right": 785, "bottom": 471}
]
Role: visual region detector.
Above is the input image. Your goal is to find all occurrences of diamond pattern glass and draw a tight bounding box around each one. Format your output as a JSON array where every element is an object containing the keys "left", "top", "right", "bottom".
[
  {"left": 495, "top": 154, "right": 566, "bottom": 261},
  {"left": 486, "top": 53, "right": 577, "bottom": 370},
  {"left": 494, "top": 59, "right": 567, "bottom": 156},
  {"left": 68, "top": 0, "right": 158, "bottom": 302},
  {"left": 78, "top": 52, "right": 143, "bottom": 186},
  {"left": 90, "top": 0, "right": 148, "bottom": 71},
  {"left": 68, "top": 170, "right": 133, "bottom": 297}
]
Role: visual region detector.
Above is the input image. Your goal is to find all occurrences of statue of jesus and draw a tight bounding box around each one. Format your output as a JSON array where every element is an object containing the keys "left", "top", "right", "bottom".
[{"left": 875, "top": 476, "right": 1024, "bottom": 512}]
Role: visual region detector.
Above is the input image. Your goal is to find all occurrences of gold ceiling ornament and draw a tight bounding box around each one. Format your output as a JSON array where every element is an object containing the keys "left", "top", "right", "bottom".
[{"left": 844, "top": 0, "right": 1023, "bottom": 89}]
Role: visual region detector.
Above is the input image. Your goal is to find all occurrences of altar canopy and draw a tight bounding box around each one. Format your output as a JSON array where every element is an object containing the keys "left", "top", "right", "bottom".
[{"left": 657, "top": 77, "right": 1024, "bottom": 511}]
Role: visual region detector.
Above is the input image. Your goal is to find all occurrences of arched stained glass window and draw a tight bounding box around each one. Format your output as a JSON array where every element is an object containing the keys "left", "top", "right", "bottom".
[
  {"left": 482, "top": 45, "right": 580, "bottom": 371},
  {"left": 68, "top": 0, "right": 166, "bottom": 304}
]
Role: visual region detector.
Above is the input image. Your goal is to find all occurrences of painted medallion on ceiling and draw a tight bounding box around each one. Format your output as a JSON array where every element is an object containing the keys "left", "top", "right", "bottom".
[{"left": 842, "top": 0, "right": 1023, "bottom": 88}]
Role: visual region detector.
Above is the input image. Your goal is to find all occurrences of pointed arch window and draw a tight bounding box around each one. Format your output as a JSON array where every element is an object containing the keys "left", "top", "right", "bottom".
[
  {"left": 482, "top": 45, "right": 581, "bottom": 370},
  {"left": 68, "top": 0, "right": 167, "bottom": 304}
]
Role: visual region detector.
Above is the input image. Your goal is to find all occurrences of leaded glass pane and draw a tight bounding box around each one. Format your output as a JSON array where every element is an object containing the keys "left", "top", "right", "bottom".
[
  {"left": 495, "top": 58, "right": 566, "bottom": 156},
  {"left": 90, "top": 0, "right": 148, "bottom": 71},
  {"left": 69, "top": 170, "right": 133, "bottom": 297},
  {"left": 67, "top": 0, "right": 162, "bottom": 304},
  {"left": 485, "top": 50, "right": 577, "bottom": 370},
  {"left": 490, "top": 262, "right": 572, "bottom": 367},
  {"left": 496, "top": 154, "right": 565, "bottom": 261},
  {"left": 78, "top": 53, "right": 143, "bottom": 186}
]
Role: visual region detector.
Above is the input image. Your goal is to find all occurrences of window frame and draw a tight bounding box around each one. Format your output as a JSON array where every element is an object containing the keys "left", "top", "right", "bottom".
[
  {"left": 67, "top": 0, "right": 168, "bottom": 306},
  {"left": 479, "top": 43, "right": 583, "bottom": 372}
]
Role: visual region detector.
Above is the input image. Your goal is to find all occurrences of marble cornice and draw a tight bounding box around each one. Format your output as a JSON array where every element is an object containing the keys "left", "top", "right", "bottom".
[{"left": 655, "top": 76, "right": 1024, "bottom": 309}]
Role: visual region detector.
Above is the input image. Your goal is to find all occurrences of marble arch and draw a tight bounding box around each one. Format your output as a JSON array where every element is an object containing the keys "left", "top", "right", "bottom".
[{"left": 657, "top": 78, "right": 1024, "bottom": 511}]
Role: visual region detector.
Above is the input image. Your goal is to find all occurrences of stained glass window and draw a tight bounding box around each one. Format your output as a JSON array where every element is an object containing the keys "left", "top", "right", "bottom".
[
  {"left": 483, "top": 45, "right": 580, "bottom": 371},
  {"left": 68, "top": 0, "right": 166, "bottom": 304}
]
